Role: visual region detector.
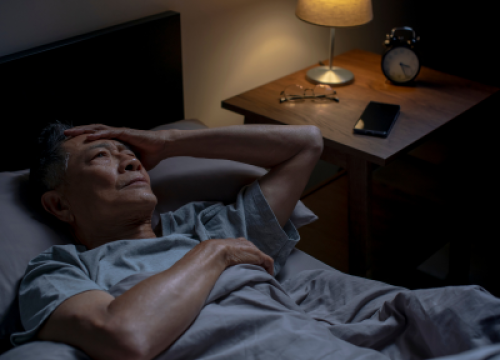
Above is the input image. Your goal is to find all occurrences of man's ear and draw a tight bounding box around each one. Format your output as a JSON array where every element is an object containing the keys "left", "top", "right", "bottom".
[{"left": 41, "top": 190, "right": 74, "bottom": 224}]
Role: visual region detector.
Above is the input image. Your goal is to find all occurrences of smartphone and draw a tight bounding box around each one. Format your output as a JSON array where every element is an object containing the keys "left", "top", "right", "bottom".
[{"left": 353, "top": 101, "right": 400, "bottom": 138}]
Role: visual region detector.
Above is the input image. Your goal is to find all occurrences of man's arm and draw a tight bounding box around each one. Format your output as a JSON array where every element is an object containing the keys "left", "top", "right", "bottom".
[
  {"left": 162, "top": 125, "right": 323, "bottom": 227},
  {"left": 66, "top": 124, "right": 324, "bottom": 227},
  {"left": 37, "top": 238, "right": 273, "bottom": 360}
]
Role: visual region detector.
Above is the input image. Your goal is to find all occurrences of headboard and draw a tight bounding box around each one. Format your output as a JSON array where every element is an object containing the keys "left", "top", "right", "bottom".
[{"left": 0, "top": 10, "right": 184, "bottom": 172}]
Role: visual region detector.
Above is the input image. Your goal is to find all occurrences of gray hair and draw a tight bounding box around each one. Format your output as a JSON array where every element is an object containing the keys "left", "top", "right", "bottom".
[{"left": 30, "top": 122, "right": 73, "bottom": 201}]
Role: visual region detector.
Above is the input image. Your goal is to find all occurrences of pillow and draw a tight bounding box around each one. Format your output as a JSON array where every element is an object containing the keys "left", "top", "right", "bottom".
[
  {"left": 0, "top": 119, "right": 318, "bottom": 351},
  {"left": 0, "top": 169, "right": 70, "bottom": 351}
]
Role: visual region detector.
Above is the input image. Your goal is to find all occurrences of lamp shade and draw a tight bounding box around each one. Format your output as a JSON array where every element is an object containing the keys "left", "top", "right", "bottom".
[{"left": 296, "top": 0, "right": 373, "bottom": 27}]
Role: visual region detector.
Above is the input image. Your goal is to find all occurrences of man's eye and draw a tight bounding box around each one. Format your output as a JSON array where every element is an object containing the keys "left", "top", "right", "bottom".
[{"left": 93, "top": 152, "right": 107, "bottom": 159}]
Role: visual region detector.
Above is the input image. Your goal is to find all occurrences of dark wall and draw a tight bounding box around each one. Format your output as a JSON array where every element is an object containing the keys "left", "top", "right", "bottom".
[
  {"left": 413, "top": 0, "right": 500, "bottom": 87},
  {"left": 410, "top": 0, "right": 500, "bottom": 291}
]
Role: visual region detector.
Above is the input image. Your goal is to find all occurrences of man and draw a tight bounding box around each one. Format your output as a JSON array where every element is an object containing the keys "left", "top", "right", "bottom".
[
  {"left": 10, "top": 122, "right": 500, "bottom": 360},
  {"left": 12, "top": 122, "right": 324, "bottom": 360}
]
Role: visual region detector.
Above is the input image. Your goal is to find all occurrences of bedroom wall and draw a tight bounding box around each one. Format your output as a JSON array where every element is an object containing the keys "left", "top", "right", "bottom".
[{"left": 0, "top": 0, "right": 417, "bottom": 128}]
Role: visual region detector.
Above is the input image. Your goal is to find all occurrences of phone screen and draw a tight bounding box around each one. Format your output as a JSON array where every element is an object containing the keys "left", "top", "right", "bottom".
[{"left": 353, "top": 101, "right": 400, "bottom": 137}]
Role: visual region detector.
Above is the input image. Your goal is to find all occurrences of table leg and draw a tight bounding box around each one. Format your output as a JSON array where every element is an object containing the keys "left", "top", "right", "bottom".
[{"left": 347, "top": 156, "right": 373, "bottom": 277}]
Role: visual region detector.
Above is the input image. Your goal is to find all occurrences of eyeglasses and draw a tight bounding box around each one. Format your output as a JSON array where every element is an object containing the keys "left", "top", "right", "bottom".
[{"left": 280, "top": 84, "right": 339, "bottom": 103}]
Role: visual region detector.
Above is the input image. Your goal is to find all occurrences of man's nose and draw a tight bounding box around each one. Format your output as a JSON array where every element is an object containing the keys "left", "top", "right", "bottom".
[{"left": 120, "top": 157, "right": 142, "bottom": 173}]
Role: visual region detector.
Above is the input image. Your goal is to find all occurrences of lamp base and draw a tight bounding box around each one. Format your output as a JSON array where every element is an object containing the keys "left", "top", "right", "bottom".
[{"left": 306, "top": 66, "right": 354, "bottom": 85}]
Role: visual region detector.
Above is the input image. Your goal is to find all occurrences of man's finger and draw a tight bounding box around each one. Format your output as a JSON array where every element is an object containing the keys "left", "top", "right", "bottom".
[
  {"left": 85, "top": 129, "right": 132, "bottom": 143},
  {"left": 76, "top": 124, "right": 110, "bottom": 130},
  {"left": 85, "top": 130, "right": 119, "bottom": 140},
  {"left": 64, "top": 125, "right": 111, "bottom": 137},
  {"left": 65, "top": 124, "right": 110, "bottom": 132},
  {"left": 64, "top": 129, "right": 97, "bottom": 136},
  {"left": 264, "top": 256, "right": 274, "bottom": 276}
]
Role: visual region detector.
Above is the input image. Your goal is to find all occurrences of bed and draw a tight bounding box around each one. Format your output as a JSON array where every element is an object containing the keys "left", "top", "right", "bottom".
[{"left": 1, "top": 10, "right": 500, "bottom": 360}]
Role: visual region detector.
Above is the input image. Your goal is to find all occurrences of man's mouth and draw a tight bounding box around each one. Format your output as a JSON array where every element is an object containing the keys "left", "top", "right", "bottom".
[{"left": 123, "top": 177, "right": 148, "bottom": 188}]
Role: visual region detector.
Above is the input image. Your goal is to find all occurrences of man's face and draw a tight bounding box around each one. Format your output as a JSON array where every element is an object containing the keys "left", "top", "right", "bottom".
[{"left": 61, "top": 134, "right": 157, "bottom": 230}]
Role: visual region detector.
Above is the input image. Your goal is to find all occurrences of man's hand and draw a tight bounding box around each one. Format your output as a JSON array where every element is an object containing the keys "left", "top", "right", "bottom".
[
  {"left": 208, "top": 237, "right": 274, "bottom": 276},
  {"left": 64, "top": 124, "right": 170, "bottom": 170}
]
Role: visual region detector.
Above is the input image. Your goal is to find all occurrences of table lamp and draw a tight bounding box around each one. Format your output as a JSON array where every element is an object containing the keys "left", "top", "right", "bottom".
[{"left": 296, "top": 0, "right": 373, "bottom": 85}]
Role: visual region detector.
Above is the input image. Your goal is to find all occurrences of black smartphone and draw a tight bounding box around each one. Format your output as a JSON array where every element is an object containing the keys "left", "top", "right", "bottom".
[{"left": 353, "top": 101, "right": 400, "bottom": 138}]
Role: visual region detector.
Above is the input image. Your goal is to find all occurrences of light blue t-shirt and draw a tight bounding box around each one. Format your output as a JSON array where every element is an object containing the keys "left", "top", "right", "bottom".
[{"left": 11, "top": 180, "right": 299, "bottom": 346}]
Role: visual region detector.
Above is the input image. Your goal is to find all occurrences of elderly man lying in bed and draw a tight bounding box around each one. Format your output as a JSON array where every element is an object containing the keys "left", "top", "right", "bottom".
[{"left": 11, "top": 123, "right": 500, "bottom": 360}]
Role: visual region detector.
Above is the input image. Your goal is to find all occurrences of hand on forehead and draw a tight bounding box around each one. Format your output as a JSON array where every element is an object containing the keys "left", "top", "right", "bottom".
[{"left": 64, "top": 123, "right": 168, "bottom": 171}]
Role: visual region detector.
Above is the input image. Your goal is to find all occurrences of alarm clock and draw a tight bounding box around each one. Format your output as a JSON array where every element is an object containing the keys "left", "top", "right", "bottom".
[{"left": 382, "top": 27, "right": 421, "bottom": 85}]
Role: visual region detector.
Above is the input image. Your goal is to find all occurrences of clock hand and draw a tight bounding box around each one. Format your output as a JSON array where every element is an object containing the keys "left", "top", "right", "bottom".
[
  {"left": 400, "top": 62, "right": 410, "bottom": 68},
  {"left": 399, "top": 63, "right": 408, "bottom": 78}
]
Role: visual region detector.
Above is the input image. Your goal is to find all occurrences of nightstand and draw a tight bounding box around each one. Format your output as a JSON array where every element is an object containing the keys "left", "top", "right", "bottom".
[{"left": 221, "top": 49, "right": 499, "bottom": 277}]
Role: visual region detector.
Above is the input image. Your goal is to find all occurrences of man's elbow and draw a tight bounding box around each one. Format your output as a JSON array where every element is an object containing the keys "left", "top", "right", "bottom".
[
  {"left": 304, "top": 125, "right": 324, "bottom": 155},
  {"left": 100, "top": 321, "right": 151, "bottom": 360}
]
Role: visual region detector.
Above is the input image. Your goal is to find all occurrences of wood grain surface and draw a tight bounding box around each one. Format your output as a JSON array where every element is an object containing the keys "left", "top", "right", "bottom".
[{"left": 222, "top": 49, "right": 499, "bottom": 166}]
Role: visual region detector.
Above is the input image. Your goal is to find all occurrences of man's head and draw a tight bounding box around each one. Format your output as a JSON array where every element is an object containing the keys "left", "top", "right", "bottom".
[{"left": 31, "top": 123, "right": 158, "bottom": 248}]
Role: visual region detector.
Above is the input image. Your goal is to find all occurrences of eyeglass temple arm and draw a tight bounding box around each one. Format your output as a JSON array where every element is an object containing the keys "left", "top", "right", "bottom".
[{"left": 279, "top": 95, "right": 340, "bottom": 103}]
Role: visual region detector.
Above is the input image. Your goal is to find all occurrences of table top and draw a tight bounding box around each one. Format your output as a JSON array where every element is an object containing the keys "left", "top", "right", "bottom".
[{"left": 222, "top": 49, "right": 499, "bottom": 166}]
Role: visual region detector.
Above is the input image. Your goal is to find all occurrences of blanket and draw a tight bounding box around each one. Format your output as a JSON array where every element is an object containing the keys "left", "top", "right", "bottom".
[{"left": 2, "top": 266, "right": 500, "bottom": 360}]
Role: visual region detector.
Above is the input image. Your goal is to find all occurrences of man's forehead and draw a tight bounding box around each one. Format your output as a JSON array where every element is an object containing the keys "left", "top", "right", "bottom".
[
  {"left": 84, "top": 141, "right": 132, "bottom": 152},
  {"left": 63, "top": 135, "right": 131, "bottom": 154}
]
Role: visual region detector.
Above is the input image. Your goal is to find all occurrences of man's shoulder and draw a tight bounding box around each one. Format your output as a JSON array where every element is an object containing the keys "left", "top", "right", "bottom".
[{"left": 28, "top": 243, "right": 87, "bottom": 268}]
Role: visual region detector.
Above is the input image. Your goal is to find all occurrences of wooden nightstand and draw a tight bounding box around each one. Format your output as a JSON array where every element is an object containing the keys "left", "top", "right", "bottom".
[{"left": 222, "top": 49, "right": 499, "bottom": 277}]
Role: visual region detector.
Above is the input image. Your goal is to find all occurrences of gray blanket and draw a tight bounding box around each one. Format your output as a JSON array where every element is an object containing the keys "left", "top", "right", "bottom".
[{"left": 2, "top": 266, "right": 500, "bottom": 360}]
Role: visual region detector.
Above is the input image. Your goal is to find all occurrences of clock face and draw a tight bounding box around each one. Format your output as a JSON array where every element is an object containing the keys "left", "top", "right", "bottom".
[{"left": 382, "top": 46, "right": 420, "bottom": 83}]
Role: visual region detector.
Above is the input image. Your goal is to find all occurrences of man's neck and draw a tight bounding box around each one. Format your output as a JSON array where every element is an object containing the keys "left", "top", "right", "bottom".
[{"left": 74, "top": 217, "right": 157, "bottom": 249}]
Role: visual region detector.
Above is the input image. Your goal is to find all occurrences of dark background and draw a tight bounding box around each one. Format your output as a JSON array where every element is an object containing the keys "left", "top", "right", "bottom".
[{"left": 383, "top": 0, "right": 500, "bottom": 293}]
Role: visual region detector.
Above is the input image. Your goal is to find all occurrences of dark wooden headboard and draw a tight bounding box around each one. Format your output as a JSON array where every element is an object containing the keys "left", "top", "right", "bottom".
[{"left": 0, "top": 10, "right": 184, "bottom": 172}]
